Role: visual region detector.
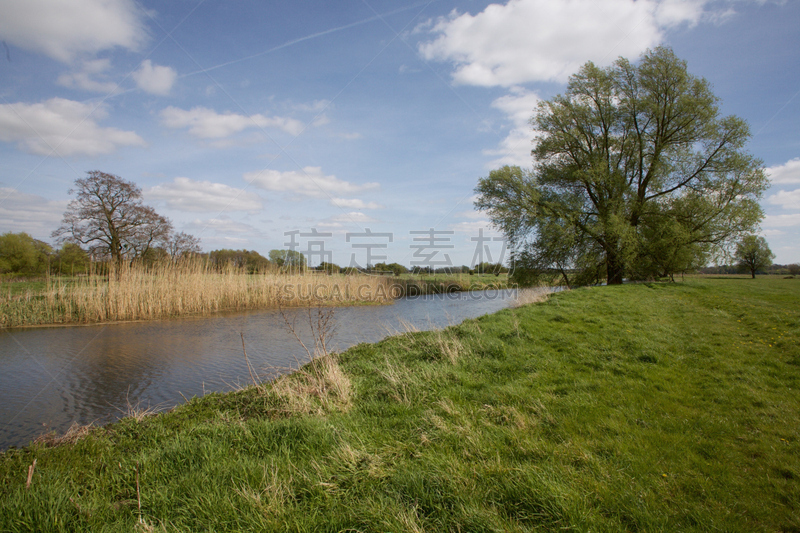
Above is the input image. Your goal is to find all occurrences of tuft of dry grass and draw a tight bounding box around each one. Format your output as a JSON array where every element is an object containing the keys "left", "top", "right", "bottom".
[
  {"left": 510, "top": 286, "right": 553, "bottom": 308},
  {"left": 33, "top": 421, "right": 93, "bottom": 447},
  {"left": 121, "top": 388, "right": 163, "bottom": 422},
  {"left": 431, "top": 329, "right": 467, "bottom": 364},
  {"left": 271, "top": 307, "right": 352, "bottom": 414}
]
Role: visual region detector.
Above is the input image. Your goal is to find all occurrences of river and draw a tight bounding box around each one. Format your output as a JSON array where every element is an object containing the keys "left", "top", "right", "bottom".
[{"left": 0, "top": 289, "right": 516, "bottom": 451}]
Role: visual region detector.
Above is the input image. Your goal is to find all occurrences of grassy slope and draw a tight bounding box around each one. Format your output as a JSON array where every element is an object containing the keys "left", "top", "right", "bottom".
[{"left": 0, "top": 278, "right": 798, "bottom": 532}]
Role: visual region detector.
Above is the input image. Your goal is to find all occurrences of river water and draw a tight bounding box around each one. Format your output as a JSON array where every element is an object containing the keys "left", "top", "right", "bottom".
[{"left": 0, "top": 289, "right": 516, "bottom": 450}]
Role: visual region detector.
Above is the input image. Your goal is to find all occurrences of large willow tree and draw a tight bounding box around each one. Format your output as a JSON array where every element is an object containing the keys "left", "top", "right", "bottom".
[{"left": 476, "top": 47, "right": 767, "bottom": 285}]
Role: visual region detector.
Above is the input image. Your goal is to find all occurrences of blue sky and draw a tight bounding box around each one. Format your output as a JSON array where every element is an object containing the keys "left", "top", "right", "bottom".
[{"left": 0, "top": 0, "right": 798, "bottom": 267}]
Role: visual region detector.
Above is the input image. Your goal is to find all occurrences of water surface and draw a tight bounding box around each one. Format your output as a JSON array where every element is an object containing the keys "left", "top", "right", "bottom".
[{"left": 0, "top": 290, "right": 515, "bottom": 450}]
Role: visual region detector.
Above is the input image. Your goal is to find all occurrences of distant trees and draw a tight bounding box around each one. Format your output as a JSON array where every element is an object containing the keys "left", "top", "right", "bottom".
[
  {"left": 268, "top": 249, "right": 306, "bottom": 272},
  {"left": 53, "top": 243, "right": 90, "bottom": 275},
  {"left": 208, "top": 249, "right": 271, "bottom": 273},
  {"left": 789, "top": 264, "right": 800, "bottom": 277},
  {"left": 52, "top": 171, "right": 200, "bottom": 265},
  {"left": 472, "top": 262, "right": 508, "bottom": 275},
  {"left": 373, "top": 262, "right": 408, "bottom": 276},
  {"left": 734, "top": 235, "right": 775, "bottom": 279},
  {"left": 315, "top": 262, "right": 341, "bottom": 274},
  {"left": 0, "top": 232, "right": 52, "bottom": 275},
  {"left": 166, "top": 232, "right": 202, "bottom": 261}
]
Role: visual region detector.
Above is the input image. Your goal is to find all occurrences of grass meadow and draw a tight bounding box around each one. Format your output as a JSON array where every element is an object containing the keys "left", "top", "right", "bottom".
[{"left": 0, "top": 277, "right": 798, "bottom": 531}]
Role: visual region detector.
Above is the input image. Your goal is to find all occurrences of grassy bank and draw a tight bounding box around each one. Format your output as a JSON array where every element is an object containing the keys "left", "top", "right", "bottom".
[
  {"left": 1, "top": 279, "right": 798, "bottom": 531},
  {"left": 0, "top": 262, "right": 398, "bottom": 327}
]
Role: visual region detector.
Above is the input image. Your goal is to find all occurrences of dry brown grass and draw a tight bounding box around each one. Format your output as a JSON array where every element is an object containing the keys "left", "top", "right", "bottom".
[
  {"left": 270, "top": 307, "right": 352, "bottom": 414},
  {"left": 1, "top": 260, "right": 396, "bottom": 326},
  {"left": 33, "top": 421, "right": 93, "bottom": 447},
  {"left": 510, "top": 286, "right": 553, "bottom": 308}
]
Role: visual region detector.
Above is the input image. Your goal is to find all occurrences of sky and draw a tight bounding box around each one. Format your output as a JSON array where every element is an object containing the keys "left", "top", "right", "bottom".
[{"left": 0, "top": 0, "right": 798, "bottom": 268}]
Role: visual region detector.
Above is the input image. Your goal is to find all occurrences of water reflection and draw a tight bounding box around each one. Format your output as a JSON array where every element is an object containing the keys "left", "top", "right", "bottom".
[{"left": 0, "top": 290, "right": 515, "bottom": 450}]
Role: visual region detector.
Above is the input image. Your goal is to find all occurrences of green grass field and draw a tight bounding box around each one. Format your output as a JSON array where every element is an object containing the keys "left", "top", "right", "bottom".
[{"left": 1, "top": 278, "right": 797, "bottom": 531}]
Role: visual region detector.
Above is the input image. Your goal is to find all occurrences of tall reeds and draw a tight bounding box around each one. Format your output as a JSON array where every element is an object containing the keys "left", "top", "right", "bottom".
[{"left": 0, "top": 260, "right": 395, "bottom": 327}]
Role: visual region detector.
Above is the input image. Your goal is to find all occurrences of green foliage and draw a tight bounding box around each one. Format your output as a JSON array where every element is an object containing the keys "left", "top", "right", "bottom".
[
  {"left": 735, "top": 235, "right": 775, "bottom": 278},
  {"left": 52, "top": 243, "right": 90, "bottom": 275},
  {"left": 1, "top": 279, "right": 798, "bottom": 531},
  {"left": 472, "top": 261, "right": 507, "bottom": 274},
  {"left": 0, "top": 232, "right": 52, "bottom": 275},
  {"left": 372, "top": 262, "right": 408, "bottom": 275},
  {"left": 208, "top": 249, "right": 272, "bottom": 273},
  {"left": 316, "top": 261, "right": 341, "bottom": 274},
  {"left": 268, "top": 249, "right": 307, "bottom": 271},
  {"left": 789, "top": 264, "right": 800, "bottom": 277},
  {"left": 476, "top": 47, "right": 767, "bottom": 285}
]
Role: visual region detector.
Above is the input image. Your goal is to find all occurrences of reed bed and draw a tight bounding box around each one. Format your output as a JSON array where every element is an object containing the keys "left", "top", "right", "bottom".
[
  {"left": 0, "top": 260, "right": 396, "bottom": 327},
  {"left": 390, "top": 274, "right": 512, "bottom": 297}
]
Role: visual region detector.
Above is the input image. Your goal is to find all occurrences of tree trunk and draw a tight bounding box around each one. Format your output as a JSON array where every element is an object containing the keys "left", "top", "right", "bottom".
[{"left": 606, "top": 252, "right": 624, "bottom": 285}]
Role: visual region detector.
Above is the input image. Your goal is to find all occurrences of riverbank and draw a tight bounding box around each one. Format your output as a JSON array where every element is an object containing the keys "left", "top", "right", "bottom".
[
  {"left": 0, "top": 263, "right": 512, "bottom": 328},
  {"left": 1, "top": 278, "right": 798, "bottom": 531}
]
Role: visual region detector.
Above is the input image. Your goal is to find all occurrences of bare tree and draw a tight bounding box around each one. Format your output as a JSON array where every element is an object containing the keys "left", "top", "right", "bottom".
[
  {"left": 53, "top": 171, "right": 173, "bottom": 264},
  {"left": 166, "top": 231, "right": 202, "bottom": 261}
]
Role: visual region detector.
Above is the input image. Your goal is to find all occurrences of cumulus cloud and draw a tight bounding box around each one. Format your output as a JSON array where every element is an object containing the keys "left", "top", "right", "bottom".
[
  {"left": 160, "top": 106, "right": 305, "bottom": 138},
  {"left": 450, "top": 219, "right": 499, "bottom": 235},
  {"left": 245, "top": 167, "right": 379, "bottom": 199},
  {"left": 484, "top": 88, "right": 542, "bottom": 167},
  {"left": 762, "top": 214, "right": 800, "bottom": 228},
  {"left": 419, "top": 0, "right": 710, "bottom": 87},
  {"left": 0, "top": 0, "right": 147, "bottom": 63},
  {"left": 766, "top": 158, "right": 800, "bottom": 185},
  {"left": 330, "top": 198, "right": 383, "bottom": 209},
  {"left": 767, "top": 189, "right": 800, "bottom": 211},
  {"left": 145, "top": 177, "right": 263, "bottom": 213},
  {"left": 133, "top": 60, "right": 177, "bottom": 96},
  {"left": 56, "top": 58, "right": 119, "bottom": 93},
  {"left": 0, "top": 98, "right": 145, "bottom": 156},
  {"left": 0, "top": 187, "right": 67, "bottom": 237},
  {"left": 325, "top": 212, "right": 378, "bottom": 224},
  {"left": 187, "top": 216, "right": 260, "bottom": 235}
]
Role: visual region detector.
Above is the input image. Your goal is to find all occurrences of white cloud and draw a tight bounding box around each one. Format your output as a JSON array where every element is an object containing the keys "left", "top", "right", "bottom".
[
  {"left": 767, "top": 189, "right": 800, "bottom": 211},
  {"left": 0, "top": 0, "right": 147, "bottom": 63},
  {"left": 331, "top": 212, "right": 377, "bottom": 223},
  {"left": 330, "top": 198, "right": 383, "bottom": 209},
  {"left": 293, "top": 100, "right": 331, "bottom": 113},
  {"left": 318, "top": 212, "right": 378, "bottom": 227},
  {"left": 133, "top": 60, "right": 177, "bottom": 96},
  {"left": 450, "top": 219, "right": 499, "bottom": 235},
  {"left": 762, "top": 214, "right": 800, "bottom": 228},
  {"left": 455, "top": 209, "right": 486, "bottom": 220},
  {"left": 160, "top": 106, "right": 305, "bottom": 138},
  {"left": 766, "top": 158, "right": 800, "bottom": 185},
  {"left": 419, "top": 0, "right": 710, "bottom": 87},
  {"left": 0, "top": 98, "right": 145, "bottom": 156},
  {"left": 56, "top": 59, "right": 119, "bottom": 93},
  {"left": 484, "top": 88, "right": 541, "bottom": 167},
  {"left": 0, "top": 188, "right": 67, "bottom": 237},
  {"left": 245, "top": 167, "right": 379, "bottom": 199},
  {"left": 145, "top": 177, "right": 263, "bottom": 213},
  {"left": 187, "top": 216, "right": 259, "bottom": 235}
]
